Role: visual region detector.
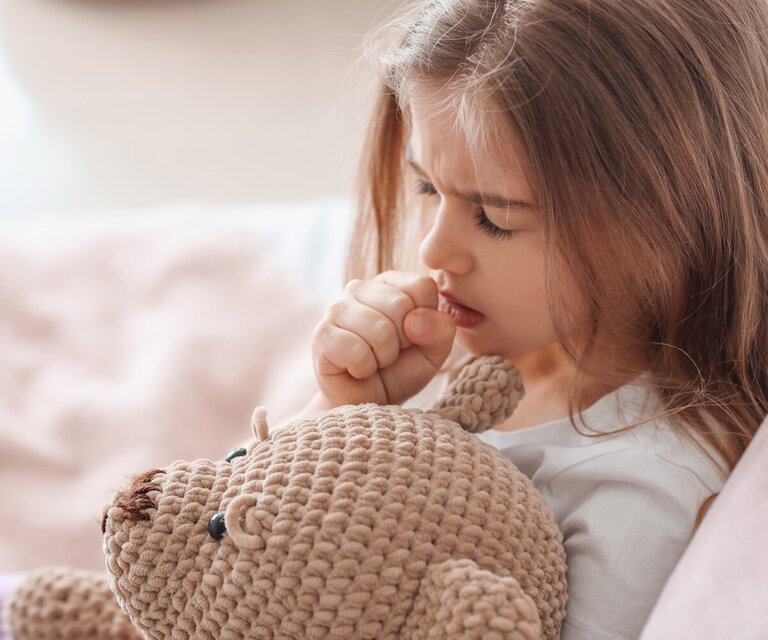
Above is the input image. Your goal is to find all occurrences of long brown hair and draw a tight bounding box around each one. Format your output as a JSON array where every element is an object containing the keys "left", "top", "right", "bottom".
[{"left": 348, "top": 0, "right": 768, "bottom": 524}]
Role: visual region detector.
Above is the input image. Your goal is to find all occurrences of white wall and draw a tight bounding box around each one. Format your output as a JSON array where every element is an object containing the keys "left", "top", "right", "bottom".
[{"left": 0, "top": 0, "right": 398, "bottom": 216}]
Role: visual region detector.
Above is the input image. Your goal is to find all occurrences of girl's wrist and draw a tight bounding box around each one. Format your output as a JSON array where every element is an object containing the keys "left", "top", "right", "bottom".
[{"left": 300, "top": 390, "right": 337, "bottom": 419}]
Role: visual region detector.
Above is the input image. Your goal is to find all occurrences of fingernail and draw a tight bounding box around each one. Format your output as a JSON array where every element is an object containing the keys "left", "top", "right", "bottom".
[{"left": 409, "top": 313, "right": 429, "bottom": 337}]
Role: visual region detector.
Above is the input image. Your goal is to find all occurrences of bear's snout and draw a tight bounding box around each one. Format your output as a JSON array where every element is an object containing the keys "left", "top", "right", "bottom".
[{"left": 102, "top": 468, "right": 164, "bottom": 533}]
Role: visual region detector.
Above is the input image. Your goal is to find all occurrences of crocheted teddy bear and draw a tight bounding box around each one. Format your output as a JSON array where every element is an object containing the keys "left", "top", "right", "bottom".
[{"left": 3, "top": 355, "right": 567, "bottom": 640}]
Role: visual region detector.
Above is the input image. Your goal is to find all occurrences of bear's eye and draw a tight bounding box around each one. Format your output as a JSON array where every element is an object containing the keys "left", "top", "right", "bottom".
[
  {"left": 225, "top": 447, "right": 247, "bottom": 463},
  {"left": 208, "top": 512, "right": 227, "bottom": 540}
]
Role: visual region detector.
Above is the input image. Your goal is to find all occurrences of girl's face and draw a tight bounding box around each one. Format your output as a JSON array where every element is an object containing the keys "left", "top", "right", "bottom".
[{"left": 409, "top": 91, "right": 575, "bottom": 358}]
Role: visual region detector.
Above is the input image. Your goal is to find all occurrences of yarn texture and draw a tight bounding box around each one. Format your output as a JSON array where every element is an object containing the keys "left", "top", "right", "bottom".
[
  {"left": 2, "top": 566, "right": 140, "bottom": 640},
  {"left": 5, "top": 355, "right": 567, "bottom": 639}
]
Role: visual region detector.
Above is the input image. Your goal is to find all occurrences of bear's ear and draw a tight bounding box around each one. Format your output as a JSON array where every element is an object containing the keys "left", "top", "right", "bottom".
[
  {"left": 250, "top": 406, "right": 270, "bottom": 442},
  {"left": 426, "top": 355, "right": 524, "bottom": 433},
  {"left": 225, "top": 492, "right": 274, "bottom": 550}
]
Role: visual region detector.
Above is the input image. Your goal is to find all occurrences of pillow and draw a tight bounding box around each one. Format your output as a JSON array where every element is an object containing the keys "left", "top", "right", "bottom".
[{"left": 0, "top": 200, "right": 350, "bottom": 571}]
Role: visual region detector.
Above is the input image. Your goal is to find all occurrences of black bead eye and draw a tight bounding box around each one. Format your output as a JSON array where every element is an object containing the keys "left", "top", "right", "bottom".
[
  {"left": 208, "top": 512, "right": 227, "bottom": 540},
  {"left": 225, "top": 447, "right": 247, "bottom": 463}
]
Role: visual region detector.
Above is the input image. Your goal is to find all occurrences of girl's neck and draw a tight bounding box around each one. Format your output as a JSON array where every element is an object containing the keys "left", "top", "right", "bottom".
[
  {"left": 506, "top": 342, "right": 572, "bottom": 383},
  {"left": 496, "top": 342, "right": 615, "bottom": 431}
]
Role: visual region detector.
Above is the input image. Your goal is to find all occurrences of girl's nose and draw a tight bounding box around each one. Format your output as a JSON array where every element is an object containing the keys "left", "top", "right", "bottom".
[{"left": 418, "top": 202, "right": 474, "bottom": 275}]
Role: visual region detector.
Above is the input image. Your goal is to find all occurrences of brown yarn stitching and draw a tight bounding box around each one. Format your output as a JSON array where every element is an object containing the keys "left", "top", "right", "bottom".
[{"left": 111, "top": 468, "right": 163, "bottom": 527}]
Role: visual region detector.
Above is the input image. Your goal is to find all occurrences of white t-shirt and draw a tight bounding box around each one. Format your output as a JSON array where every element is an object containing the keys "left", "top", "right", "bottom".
[{"left": 476, "top": 379, "right": 725, "bottom": 640}]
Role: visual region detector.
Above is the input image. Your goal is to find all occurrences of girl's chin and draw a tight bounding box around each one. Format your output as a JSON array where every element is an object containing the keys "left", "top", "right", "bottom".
[{"left": 455, "top": 328, "right": 511, "bottom": 358}]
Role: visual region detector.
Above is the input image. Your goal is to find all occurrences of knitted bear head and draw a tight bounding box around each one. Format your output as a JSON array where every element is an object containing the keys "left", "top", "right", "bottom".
[{"left": 101, "top": 355, "right": 567, "bottom": 640}]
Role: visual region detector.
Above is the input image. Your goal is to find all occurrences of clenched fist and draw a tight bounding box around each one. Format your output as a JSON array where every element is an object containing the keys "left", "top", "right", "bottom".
[{"left": 309, "top": 271, "right": 456, "bottom": 409}]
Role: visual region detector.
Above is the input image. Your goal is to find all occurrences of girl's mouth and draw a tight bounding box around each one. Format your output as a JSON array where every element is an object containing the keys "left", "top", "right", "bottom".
[{"left": 438, "top": 292, "right": 485, "bottom": 328}]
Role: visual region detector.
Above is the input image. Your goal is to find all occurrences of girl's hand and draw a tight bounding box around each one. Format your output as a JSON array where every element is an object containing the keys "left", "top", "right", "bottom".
[{"left": 311, "top": 270, "right": 456, "bottom": 408}]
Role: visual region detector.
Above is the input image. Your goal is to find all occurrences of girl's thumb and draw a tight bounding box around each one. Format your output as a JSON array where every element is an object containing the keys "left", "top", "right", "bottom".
[{"left": 403, "top": 308, "right": 456, "bottom": 365}]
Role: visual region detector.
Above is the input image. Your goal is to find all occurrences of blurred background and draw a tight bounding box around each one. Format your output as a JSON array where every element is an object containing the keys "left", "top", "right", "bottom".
[
  {"left": 0, "top": 0, "right": 433, "bottom": 576},
  {"left": 0, "top": 0, "right": 395, "bottom": 215}
]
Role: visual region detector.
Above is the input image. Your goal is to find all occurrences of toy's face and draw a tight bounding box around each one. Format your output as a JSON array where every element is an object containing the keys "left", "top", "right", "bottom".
[{"left": 102, "top": 444, "right": 273, "bottom": 639}]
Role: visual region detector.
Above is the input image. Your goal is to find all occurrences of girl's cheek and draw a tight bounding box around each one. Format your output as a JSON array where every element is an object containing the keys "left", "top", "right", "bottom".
[{"left": 418, "top": 200, "right": 438, "bottom": 239}]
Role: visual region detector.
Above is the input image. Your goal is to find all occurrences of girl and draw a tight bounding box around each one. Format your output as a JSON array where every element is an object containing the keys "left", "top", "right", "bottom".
[{"left": 304, "top": 0, "right": 768, "bottom": 637}]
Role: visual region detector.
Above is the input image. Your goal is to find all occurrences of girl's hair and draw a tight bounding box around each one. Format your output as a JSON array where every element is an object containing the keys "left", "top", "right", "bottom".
[{"left": 348, "top": 0, "right": 768, "bottom": 525}]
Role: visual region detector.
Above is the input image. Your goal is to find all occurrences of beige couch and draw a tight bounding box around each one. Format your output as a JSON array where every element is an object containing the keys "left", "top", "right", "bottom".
[{"left": 639, "top": 414, "right": 768, "bottom": 639}]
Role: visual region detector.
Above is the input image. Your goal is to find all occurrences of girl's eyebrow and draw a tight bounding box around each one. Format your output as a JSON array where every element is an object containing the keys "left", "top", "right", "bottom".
[{"left": 406, "top": 154, "right": 536, "bottom": 211}]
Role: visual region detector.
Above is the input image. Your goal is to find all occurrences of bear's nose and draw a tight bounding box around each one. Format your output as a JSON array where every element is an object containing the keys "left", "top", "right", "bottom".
[{"left": 102, "top": 468, "right": 164, "bottom": 533}]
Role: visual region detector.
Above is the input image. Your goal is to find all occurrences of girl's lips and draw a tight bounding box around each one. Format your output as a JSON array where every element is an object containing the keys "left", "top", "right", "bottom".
[{"left": 438, "top": 292, "right": 485, "bottom": 328}]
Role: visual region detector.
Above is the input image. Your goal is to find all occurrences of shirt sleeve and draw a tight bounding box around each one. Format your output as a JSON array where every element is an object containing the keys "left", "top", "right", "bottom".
[{"left": 551, "top": 448, "right": 710, "bottom": 640}]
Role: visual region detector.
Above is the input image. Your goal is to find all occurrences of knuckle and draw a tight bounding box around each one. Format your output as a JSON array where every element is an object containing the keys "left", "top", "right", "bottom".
[
  {"left": 413, "top": 275, "right": 438, "bottom": 296},
  {"left": 390, "top": 292, "right": 415, "bottom": 318},
  {"left": 325, "top": 300, "right": 347, "bottom": 321},
  {"left": 349, "top": 344, "right": 376, "bottom": 376},
  {"left": 370, "top": 319, "right": 397, "bottom": 347},
  {"left": 350, "top": 341, "right": 373, "bottom": 366},
  {"left": 311, "top": 321, "right": 330, "bottom": 342},
  {"left": 344, "top": 278, "right": 364, "bottom": 294}
]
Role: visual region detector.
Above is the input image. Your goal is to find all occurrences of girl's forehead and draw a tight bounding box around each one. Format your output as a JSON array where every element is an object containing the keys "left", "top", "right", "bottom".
[{"left": 406, "top": 89, "right": 534, "bottom": 194}]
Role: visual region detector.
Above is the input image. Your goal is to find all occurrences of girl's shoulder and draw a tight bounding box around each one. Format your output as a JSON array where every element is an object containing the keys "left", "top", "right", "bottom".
[{"left": 477, "top": 375, "right": 725, "bottom": 497}]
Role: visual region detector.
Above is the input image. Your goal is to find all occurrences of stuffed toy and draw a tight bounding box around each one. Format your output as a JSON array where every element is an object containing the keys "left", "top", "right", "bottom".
[{"left": 2, "top": 355, "right": 567, "bottom": 640}]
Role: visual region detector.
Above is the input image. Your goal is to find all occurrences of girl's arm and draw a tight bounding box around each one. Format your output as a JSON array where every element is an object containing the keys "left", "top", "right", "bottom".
[{"left": 296, "top": 390, "right": 336, "bottom": 420}]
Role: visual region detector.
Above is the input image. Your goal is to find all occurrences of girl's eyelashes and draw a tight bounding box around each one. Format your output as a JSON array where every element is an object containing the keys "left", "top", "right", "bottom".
[
  {"left": 474, "top": 209, "right": 515, "bottom": 239},
  {"left": 415, "top": 178, "right": 438, "bottom": 196},
  {"left": 415, "top": 177, "right": 516, "bottom": 239}
]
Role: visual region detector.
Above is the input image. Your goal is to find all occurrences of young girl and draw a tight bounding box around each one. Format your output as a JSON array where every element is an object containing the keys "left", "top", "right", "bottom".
[{"left": 304, "top": 0, "right": 768, "bottom": 637}]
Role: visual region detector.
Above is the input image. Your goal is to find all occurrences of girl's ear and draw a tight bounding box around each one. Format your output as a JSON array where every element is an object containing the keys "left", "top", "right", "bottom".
[{"left": 426, "top": 355, "right": 524, "bottom": 433}]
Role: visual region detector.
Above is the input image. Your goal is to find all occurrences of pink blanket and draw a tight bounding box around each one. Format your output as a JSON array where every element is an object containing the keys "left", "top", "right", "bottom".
[{"left": 0, "top": 211, "right": 325, "bottom": 572}]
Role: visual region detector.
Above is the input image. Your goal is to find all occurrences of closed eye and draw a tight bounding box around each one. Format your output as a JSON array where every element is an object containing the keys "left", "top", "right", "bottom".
[
  {"left": 474, "top": 210, "right": 515, "bottom": 239},
  {"left": 415, "top": 178, "right": 438, "bottom": 196},
  {"left": 415, "top": 178, "right": 515, "bottom": 240}
]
